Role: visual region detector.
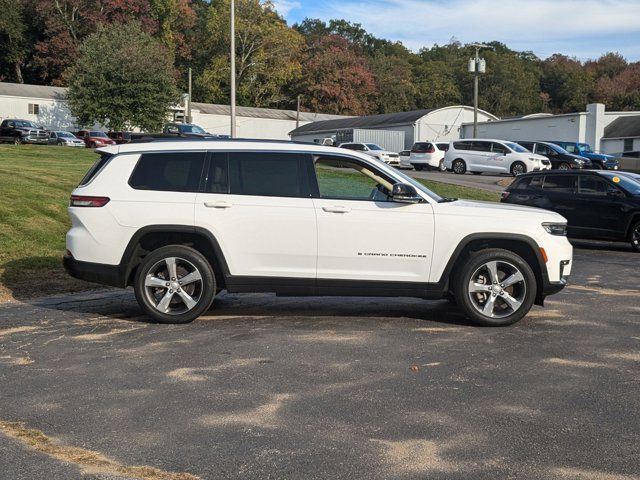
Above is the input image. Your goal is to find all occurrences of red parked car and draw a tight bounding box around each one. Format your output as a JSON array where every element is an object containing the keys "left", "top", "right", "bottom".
[
  {"left": 76, "top": 130, "right": 116, "bottom": 148},
  {"left": 107, "top": 131, "right": 132, "bottom": 144}
]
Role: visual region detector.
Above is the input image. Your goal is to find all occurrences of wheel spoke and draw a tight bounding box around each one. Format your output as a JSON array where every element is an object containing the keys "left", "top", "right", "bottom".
[
  {"left": 145, "top": 275, "right": 167, "bottom": 288},
  {"left": 485, "top": 261, "right": 499, "bottom": 284},
  {"left": 501, "top": 292, "right": 523, "bottom": 312},
  {"left": 180, "top": 270, "right": 202, "bottom": 286},
  {"left": 177, "top": 289, "right": 197, "bottom": 310},
  {"left": 482, "top": 295, "right": 497, "bottom": 317},
  {"left": 469, "top": 281, "right": 489, "bottom": 293},
  {"left": 156, "top": 290, "right": 175, "bottom": 312},
  {"left": 501, "top": 271, "right": 524, "bottom": 288},
  {"left": 165, "top": 257, "right": 178, "bottom": 280}
]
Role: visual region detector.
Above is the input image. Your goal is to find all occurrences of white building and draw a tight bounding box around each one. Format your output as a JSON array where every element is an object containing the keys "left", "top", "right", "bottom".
[
  {"left": 0, "top": 82, "right": 347, "bottom": 138},
  {"left": 289, "top": 106, "right": 498, "bottom": 149},
  {"left": 460, "top": 103, "right": 640, "bottom": 154}
]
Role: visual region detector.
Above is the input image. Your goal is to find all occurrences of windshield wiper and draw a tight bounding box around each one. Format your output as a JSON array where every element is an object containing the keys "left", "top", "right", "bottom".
[{"left": 438, "top": 196, "right": 458, "bottom": 203}]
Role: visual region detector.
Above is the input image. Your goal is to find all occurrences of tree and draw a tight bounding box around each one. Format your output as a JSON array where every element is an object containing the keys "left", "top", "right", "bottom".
[
  {"left": 596, "top": 63, "right": 640, "bottom": 110},
  {"left": 299, "top": 34, "right": 376, "bottom": 115},
  {"left": 585, "top": 52, "right": 627, "bottom": 80},
  {"left": 66, "top": 22, "right": 178, "bottom": 131},
  {"left": 0, "top": 0, "right": 28, "bottom": 82},
  {"left": 370, "top": 52, "right": 415, "bottom": 113},
  {"left": 412, "top": 60, "right": 461, "bottom": 109},
  {"left": 194, "top": 0, "right": 303, "bottom": 108},
  {"left": 541, "top": 54, "right": 596, "bottom": 112}
]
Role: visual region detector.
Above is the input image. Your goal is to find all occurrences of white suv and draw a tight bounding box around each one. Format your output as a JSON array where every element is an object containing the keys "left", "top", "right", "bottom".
[
  {"left": 338, "top": 142, "right": 400, "bottom": 165},
  {"left": 444, "top": 139, "right": 552, "bottom": 176},
  {"left": 64, "top": 140, "right": 572, "bottom": 326},
  {"left": 408, "top": 141, "right": 449, "bottom": 171}
]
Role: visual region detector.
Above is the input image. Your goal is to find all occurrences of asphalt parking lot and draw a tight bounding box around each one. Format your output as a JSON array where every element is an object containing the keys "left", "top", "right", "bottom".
[{"left": 1, "top": 243, "right": 639, "bottom": 480}]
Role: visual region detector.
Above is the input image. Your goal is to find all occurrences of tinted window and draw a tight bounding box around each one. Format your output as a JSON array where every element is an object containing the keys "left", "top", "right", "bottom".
[
  {"left": 341, "top": 144, "right": 364, "bottom": 151},
  {"left": 129, "top": 152, "right": 205, "bottom": 192},
  {"left": 519, "top": 142, "right": 534, "bottom": 151},
  {"left": 453, "top": 141, "right": 472, "bottom": 150},
  {"left": 510, "top": 177, "right": 531, "bottom": 190},
  {"left": 578, "top": 176, "right": 620, "bottom": 196},
  {"left": 79, "top": 154, "right": 113, "bottom": 186},
  {"left": 204, "top": 155, "right": 229, "bottom": 194},
  {"left": 536, "top": 144, "right": 552, "bottom": 155},
  {"left": 412, "top": 142, "right": 432, "bottom": 152},
  {"left": 314, "top": 156, "right": 393, "bottom": 201},
  {"left": 492, "top": 142, "right": 509, "bottom": 154},
  {"left": 228, "top": 152, "right": 306, "bottom": 197},
  {"left": 436, "top": 143, "right": 449, "bottom": 151},
  {"left": 542, "top": 175, "right": 576, "bottom": 193},
  {"left": 471, "top": 141, "right": 492, "bottom": 152},
  {"left": 564, "top": 144, "right": 578, "bottom": 154}
]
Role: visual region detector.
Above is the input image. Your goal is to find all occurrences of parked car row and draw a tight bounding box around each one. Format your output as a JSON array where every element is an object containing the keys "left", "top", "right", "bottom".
[
  {"left": 338, "top": 142, "right": 401, "bottom": 165},
  {"left": 398, "top": 138, "right": 620, "bottom": 176}
]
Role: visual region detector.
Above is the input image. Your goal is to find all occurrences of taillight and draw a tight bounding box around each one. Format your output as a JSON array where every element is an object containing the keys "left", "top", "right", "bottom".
[
  {"left": 70, "top": 195, "right": 110, "bottom": 207},
  {"left": 500, "top": 191, "right": 510, "bottom": 201},
  {"left": 413, "top": 146, "right": 435, "bottom": 154}
]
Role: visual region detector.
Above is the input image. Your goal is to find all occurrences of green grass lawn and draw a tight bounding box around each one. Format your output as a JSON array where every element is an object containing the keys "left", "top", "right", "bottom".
[{"left": 0, "top": 144, "right": 498, "bottom": 301}]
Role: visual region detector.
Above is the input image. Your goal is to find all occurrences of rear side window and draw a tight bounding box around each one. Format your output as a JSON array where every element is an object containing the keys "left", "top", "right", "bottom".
[
  {"left": 510, "top": 177, "right": 531, "bottom": 190},
  {"left": 228, "top": 152, "right": 308, "bottom": 198},
  {"left": 453, "top": 141, "right": 472, "bottom": 150},
  {"left": 471, "top": 141, "right": 492, "bottom": 152},
  {"left": 129, "top": 152, "right": 205, "bottom": 192},
  {"left": 79, "top": 153, "right": 113, "bottom": 186},
  {"left": 519, "top": 142, "right": 534, "bottom": 151},
  {"left": 542, "top": 175, "right": 576, "bottom": 193}
]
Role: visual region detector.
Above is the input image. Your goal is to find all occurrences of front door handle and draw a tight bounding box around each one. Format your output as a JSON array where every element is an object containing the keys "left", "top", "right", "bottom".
[
  {"left": 322, "top": 206, "right": 351, "bottom": 213},
  {"left": 204, "top": 201, "right": 232, "bottom": 209}
]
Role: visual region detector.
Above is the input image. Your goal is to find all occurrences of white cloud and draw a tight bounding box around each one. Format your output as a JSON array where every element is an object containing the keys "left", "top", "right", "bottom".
[
  {"left": 298, "top": 0, "right": 640, "bottom": 59},
  {"left": 272, "top": 0, "right": 302, "bottom": 16}
]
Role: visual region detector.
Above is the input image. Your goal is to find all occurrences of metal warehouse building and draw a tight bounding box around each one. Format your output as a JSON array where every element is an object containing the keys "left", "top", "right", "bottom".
[
  {"left": 460, "top": 103, "right": 640, "bottom": 154},
  {"left": 289, "top": 106, "right": 498, "bottom": 150},
  {"left": 0, "top": 82, "right": 348, "bottom": 139}
]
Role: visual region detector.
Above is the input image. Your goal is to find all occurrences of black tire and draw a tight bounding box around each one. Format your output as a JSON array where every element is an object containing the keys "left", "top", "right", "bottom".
[
  {"left": 438, "top": 159, "right": 446, "bottom": 172},
  {"left": 13, "top": 136, "right": 21, "bottom": 145},
  {"left": 134, "top": 245, "right": 216, "bottom": 324},
  {"left": 630, "top": 220, "right": 640, "bottom": 252},
  {"left": 453, "top": 248, "right": 537, "bottom": 326},
  {"left": 452, "top": 159, "right": 466, "bottom": 174},
  {"left": 413, "top": 165, "right": 424, "bottom": 171},
  {"left": 510, "top": 161, "right": 527, "bottom": 176},
  {"left": 472, "top": 172, "right": 482, "bottom": 175},
  {"left": 593, "top": 163, "right": 603, "bottom": 170},
  {"left": 558, "top": 162, "right": 570, "bottom": 170}
]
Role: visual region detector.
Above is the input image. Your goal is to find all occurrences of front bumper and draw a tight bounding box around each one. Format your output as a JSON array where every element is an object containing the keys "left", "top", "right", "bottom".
[{"left": 23, "top": 137, "right": 49, "bottom": 145}]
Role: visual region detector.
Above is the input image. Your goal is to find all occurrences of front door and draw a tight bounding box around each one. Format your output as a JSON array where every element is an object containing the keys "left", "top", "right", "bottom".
[
  {"left": 195, "top": 151, "right": 317, "bottom": 280},
  {"left": 574, "top": 175, "right": 628, "bottom": 239},
  {"left": 311, "top": 155, "right": 434, "bottom": 284}
]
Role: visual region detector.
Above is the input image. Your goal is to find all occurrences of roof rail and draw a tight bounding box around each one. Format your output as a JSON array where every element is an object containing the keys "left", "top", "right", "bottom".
[{"left": 128, "top": 135, "right": 315, "bottom": 145}]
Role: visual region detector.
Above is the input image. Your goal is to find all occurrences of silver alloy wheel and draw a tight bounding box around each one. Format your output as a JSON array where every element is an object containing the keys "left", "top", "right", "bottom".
[
  {"left": 143, "top": 257, "right": 203, "bottom": 315},
  {"left": 439, "top": 159, "right": 446, "bottom": 172},
  {"left": 511, "top": 163, "right": 525, "bottom": 175},
  {"left": 467, "top": 260, "right": 527, "bottom": 319},
  {"left": 453, "top": 160, "right": 465, "bottom": 174},
  {"left": 558, "top": 163, "right": 570, "bottom": 170}
]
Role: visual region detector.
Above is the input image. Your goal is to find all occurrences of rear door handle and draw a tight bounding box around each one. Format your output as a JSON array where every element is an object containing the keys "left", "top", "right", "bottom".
[
  {"left": 204, "top": 201, "right": 232, "bottom": 209},
  {"left": 322, "top": 206, "right": 351, "bottom": 213}
]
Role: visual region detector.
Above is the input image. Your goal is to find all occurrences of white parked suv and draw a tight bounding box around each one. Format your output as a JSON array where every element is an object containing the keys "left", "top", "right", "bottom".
[
  {"left": 408, "top": 141, "right": 450, "bottom": 171},
  {"left": 64, "top": 139, "right": 572, "bottom": 326},
  {"left": 444, "top": 139, "right": 552, "bottom": 176},
  {"left": 338, "top": 142, "right": 400, "bottom": 165}
]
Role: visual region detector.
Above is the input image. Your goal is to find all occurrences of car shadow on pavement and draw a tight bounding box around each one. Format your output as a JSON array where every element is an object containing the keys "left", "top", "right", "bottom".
[{"left": 570, "top": 239, "right": 632, "bottom": 253}]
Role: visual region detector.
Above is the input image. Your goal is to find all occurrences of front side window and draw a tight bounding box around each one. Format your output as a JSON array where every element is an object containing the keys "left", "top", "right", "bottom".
[
  {"left": 492, "top": 142, "right": 509, "bottom": 154},
  {"left": 577, "top": 143, "right": 592, "bottom": 154},
  {"left": 314, "top": 156, "right": 394, "bottom": 202},
  {"left": 564, "top": 144, "right": 578, "bottom": 154},
  {"left": 90, "top": 131, "right": 108, "bottom": 138},
  {"left": 365, "top": 144, "right": 383, "bottom": 151},
  {"left": 578, "top": 176, "right": 613, "bottom": 196},
  {"left": 129, "top": 152, "right": 205, "bottom": 192}
]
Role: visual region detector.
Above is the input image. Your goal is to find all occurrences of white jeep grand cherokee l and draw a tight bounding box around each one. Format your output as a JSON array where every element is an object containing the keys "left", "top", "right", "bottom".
[{"left": 64, "top": 140, "right": 572, "bottom": 326}]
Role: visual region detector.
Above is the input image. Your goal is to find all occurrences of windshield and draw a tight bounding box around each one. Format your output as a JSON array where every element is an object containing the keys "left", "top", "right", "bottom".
[
  {"left": 90, "top": 131, "right": 108, "bottom": 138},
  {"left": 16, "top": 120, "right": 39, "bottom": 128},
  {"left": 181, "top": 124, "right": 206, "bottom": 134},
  {"left": 577, "top": 143, "right": 593, "bottom": 154},
  {"left": 57, "top": 131, "right": 75, "bottom": 138},
  {"left": 391, "top": 168, "right": 443, "bottom": 202},
  {"left": 366, "top": 144, "right": 384, "bottom": 151},
  {"left": 604, "top": 172, "right": 640, "bottom": 195},
  {"left": 504, "top": 142, "right": 528, "bottom": 153},
  {"left": 547, "top": 143, "right": 571, "bottom": 155}
]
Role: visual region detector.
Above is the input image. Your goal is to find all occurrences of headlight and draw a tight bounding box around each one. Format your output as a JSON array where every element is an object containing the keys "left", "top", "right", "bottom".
[
  {"left": 542, "top": 222, "right": 567, "bottom": 236},
  {"left": 529, "top": 157, "right": 540, "bottom": 162}
]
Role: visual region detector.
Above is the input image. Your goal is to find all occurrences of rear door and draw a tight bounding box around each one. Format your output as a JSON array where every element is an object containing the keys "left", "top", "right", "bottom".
[
  {"left": 195, "top": 151, "right": 317, "bottom": 280},
  {"left": 539, "top": 174, "right": 579, "bottom": 227}
]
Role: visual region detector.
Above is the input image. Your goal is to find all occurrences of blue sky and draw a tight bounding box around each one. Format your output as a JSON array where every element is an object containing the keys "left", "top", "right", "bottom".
[{"left": 272, "top": 0, "right": 640, "bottom": 61}]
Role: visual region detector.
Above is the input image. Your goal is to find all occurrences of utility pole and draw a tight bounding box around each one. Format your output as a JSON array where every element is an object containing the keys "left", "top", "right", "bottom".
[
  {"left": 230, "top": 0, "right": 236, "bottom": 138},
  {"left": 187, "top": 67, "right": 192, "bottom": 124},
  {"left": 296, "top": 94, "right": 301, "bottom": 129},
  {"left": 469, "top": 43, "right": 490, "bottom": 138}
]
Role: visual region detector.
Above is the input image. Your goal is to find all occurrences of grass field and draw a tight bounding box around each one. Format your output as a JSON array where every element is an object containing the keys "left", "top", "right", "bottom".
[{"left": 0, "top": 144, "right": 498, "bottom": 301}]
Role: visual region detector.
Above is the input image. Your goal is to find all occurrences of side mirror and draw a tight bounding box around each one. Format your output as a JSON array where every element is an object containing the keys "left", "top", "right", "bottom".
[{"left": 391, "top": 183, "right": 422, "bottom": 204}]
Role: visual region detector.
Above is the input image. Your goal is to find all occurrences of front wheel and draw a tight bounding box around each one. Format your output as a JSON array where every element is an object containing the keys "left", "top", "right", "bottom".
[
  {"left": 134, "top": 245, "right": 216, "bottom": 323},
  {"left": 453, "top": 248, "right": 537, "bottom": 326},
  {"left": 13, "top": 136, "right": 22, "bottom": 145},
  {"left": 510, "top": 162, "right": 526, "bottom": 176},
  {"left": 630, "top": 221, "right": 640, "bottom": 252},
  {"left": 452, "top": 159, "right": 466, "bottom": 174},
  {"left": 557, "top": 162, "right": 570, "bottom": 170}
]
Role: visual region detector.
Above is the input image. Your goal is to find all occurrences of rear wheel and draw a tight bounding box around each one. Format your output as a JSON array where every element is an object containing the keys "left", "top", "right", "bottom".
[
  {"left": 452, "top": 159, "right": 466, "bottom": 174},
  {"left": 453, "top": 249, "right": 536, "bottom": 326},
  {"left": 134, "top": 245, "right": 216, "bottom": 323},
  {"left": 630, "top": 220, "right": 640, "bottom": 252},
  {"left": 558, "top": 162, "right": 570, "bottom": 170},
  {"left": 413, "top": 165, "right": 424, "bottom": 171},
  {"left": 438, "top": 159, "right": 446, "bottom": 172},
  {"left": 510, "top": 161, "right": 526, "bottom": 176}
]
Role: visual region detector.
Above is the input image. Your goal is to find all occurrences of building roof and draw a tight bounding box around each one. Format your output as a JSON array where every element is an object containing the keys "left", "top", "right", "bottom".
[
  {"left": 290, "top": 109, "right": 437, "bottom": 135},
  {"left": 0, "top": 82, "right": 347, "bottom": 122},
  {"left": 190, "top": 102, "right": 346, "bottom": 122},
  {"left": 603, "top": 115, "right": 640, "bottom": 139},
  {"left": 0, "top": 82, "right": 67, "bottom": 100}
]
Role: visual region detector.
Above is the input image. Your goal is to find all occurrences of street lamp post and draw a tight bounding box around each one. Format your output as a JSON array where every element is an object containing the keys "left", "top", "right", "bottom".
[
  {"left": 469, "top": 43, "right": 490, "bottom": 138},
  {"left": 230, "top": 0, "right": 236, "bottom": 138}
]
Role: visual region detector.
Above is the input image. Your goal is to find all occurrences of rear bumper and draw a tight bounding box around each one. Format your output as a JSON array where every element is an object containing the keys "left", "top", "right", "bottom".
[{"left": 63, "top": 255, "right": 124, "bottom": 288}]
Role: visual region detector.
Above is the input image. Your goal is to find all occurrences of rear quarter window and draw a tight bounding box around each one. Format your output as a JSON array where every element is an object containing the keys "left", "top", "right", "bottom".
[
  {"left": 78, "top": 154, "right": 113, "bottom": 186},
  {"left": 129, "top": 152, "right": 206, "bottom": 192}
]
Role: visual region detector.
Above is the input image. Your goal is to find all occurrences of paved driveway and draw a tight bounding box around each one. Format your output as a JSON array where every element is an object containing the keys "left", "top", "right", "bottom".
[{"left": 0, "top": 244, "right": 638, "bottom": 479}]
